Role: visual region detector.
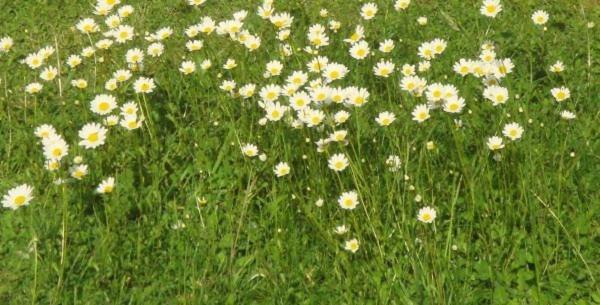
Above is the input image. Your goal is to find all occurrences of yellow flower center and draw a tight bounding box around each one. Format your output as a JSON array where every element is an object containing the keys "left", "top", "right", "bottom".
[
  {"left": 52, "top": 148, "right": 63, "bottom": 157},
  {"left": 99, "top": 102, "right": 110, "bottom": 111},
  {"left": 87, "top": 132, "right": 99, "bottom": 142},
  {"left": 14, "top": 195, "right": 27, "bottom": 206}
]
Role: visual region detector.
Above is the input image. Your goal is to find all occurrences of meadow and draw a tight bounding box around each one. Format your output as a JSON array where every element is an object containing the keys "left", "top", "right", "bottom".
[{"left": 0, "top": 0, "right": 598, "bottom": 304}]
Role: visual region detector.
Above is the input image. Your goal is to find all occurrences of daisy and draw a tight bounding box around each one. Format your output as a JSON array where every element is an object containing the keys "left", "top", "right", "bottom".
[
  {"left": 417, "top": 42, "right": 435, "bottom": 60},
  {"left": 344, "top": 25, "right": 364, "bottom": 44},
  {"left": 0, "top": 36, "right": 14, "bottom": 52},
  {"left": 35, "top": 124, "right": 57, "bottom": 139},
  {"left": 25, "top": 52, "right": 44, "bottom": 69},
  {"left": 67, "top": 55, "right": 83, "bottom": 68},
  {"left": 220, "top": 80, "right": 236, "bottom": 92},
  {"left": 147, "top": 43, "right": 164, "bottom": 57},
  {"left": 329, "top": 130, "right": 348, "bottom": 143},
  {"left": 375, "top": 111, "right": 396, "bottom": 126},
  {"left": 453, "top": 59, "right": 473, "bottom": 76},
  {"left": 379, "top": 39, "right": 395, "bottom": 53},
  {"left": 551, "top": 87, "right": 570, "bottom": 102},
  {"left": 91, "top": 94, "right": 117, "bottom": 115},
  {"left": 480, "top": 0, "right": 502, "bottom": 18},
  {"left": 264, "top": 60, "right": 283, "bottom": 77},
  {"left": 338, "top": 191, "right": 359, "bottom": 210},
  {"left": 96, "top": 177, "right": 115, "bottom": 194},
  {"left": 307, "top": 56, "right": 329, "bottom": 73},
  {"left": 323, "top": 63, "right": 349, "bottom": 82},
  {"left": 417, "top": 206, "right": 436, "bottom": 223},
  {"left": 560, "top": 110, "right": 576, "bottom": 120},
  {"left": 411, "top": 104, "right": 430, "bottom": 123},
  {"left": 241, "top": 144, "right": 259, "bottom": 157},
  {"left": 125, "top": 48, "right": 144, "bottom": 64},
  {"left": 105, "top": 14, "right": 121, "bottom": 28},
  {"left": 549, "top": 61, "right": 565, "bottom": 73},
  {"left": 334, "top": 111, "right": 350, "bottom": 125},
  {"left": 223, "top": 58, "right": 237, "bottom": 70},
  {"left": 70, "top": 164, "right": 88, "bottom": 180},
  {"left": 25, "top": 83, "right": 43, "bottom": 94},
  {"left": 394, "top": 0, "right": 411, "bottom": 10},
  {"left": 502, "top": 122, "right": 524, "bottom": 141},
  {"left": 532, "top": 10, "right": 549, "bottom": 25},
  {"left": 39, "top": 66, "right": 58, "bottom": 81},
  {"left": 443, "top": 96, "right": 466, "bottom": 113},
  {"left": 303, "top": 109, "right": 325, "bottom": 127},
  {"left": 133, "top": 77, "right": 155, "bottom": 94},
  {"left": 344, "top": 238, "right": 360, "bottom": 253},
  {"left": 274, "top": 162, "right": 291, "bottom": 177},
  {"left": 373, "top": 60, "right": 395, "bottom": 78},
  {"left": 385, "top": 155, "right": 402, "bottom": 172},
  {"left": 328, "top": 154, "right": 349, "bottom": 172},
  {"left": 43, "top": 135, "right": 69, "bottom": 161},
  {"left": 349, "top": 40, "right": 370, "bottom": 60},
  {"left": 200, "top": 59, "right": 212, "bottom": 70},
  {"left": 114, "top": 25, "right": 134, "bottom": 43},
  {"left": 186, "top": 40, "right": 204, "bottom": 52},
  {"left": 76, "top": 18, "right": 99, "bottom": 33},
  {"left": 346, "top": 87, "right": 370, "bottom": 107},
  {"left": 483, "top": 85, "right": 509, "bottom": 106},
  {"left": 188, "top": 0, "right": 206, "bottom": 6},
  {"left": 113, "top": 69, "right": 132, "bottom": 82},
  {"left": 118, "top": 5, "right": 134, "bottom": 17},
  {"left": 120, "top": 115, "right": 143, "bottom": 130},
  {"left": 334, "top": 225, "right": 349, "bottom": 235},
  {"left": 179, "top": 60, "right": 196, "bottom": 75},
  {"left": 360, "top": 3, "right": 378, "bottom": 20},
  {"left": 78, "top": 123, "right": 108, "bottom": 149},
  {"left": 487, "top": 136, "right": 504, "bottom": 150},
  {"left": 239, "top": 84, "right": 256, "bottom": 98},
  {"left": 264, "top": 102, "right": 287, "bottom": 121},
  {"left": 2, "top": 184, "right": 34, "bottom": 210}
]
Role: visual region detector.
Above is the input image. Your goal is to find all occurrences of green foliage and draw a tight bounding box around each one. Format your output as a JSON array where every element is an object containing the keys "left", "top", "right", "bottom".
[{"left": 0, "top": 0, "right": 598, "bottom": 304}]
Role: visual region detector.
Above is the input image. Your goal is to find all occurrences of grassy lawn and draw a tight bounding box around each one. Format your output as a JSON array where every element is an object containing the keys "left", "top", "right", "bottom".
[{"left": 0, "top": 0, "right": 598, "bottom": 304}]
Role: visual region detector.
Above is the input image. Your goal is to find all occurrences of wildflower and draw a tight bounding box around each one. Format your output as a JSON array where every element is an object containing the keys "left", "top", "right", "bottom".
[
  {"left": 133, "top": 77, "right": 155, "bottom": 94},
  {"left": 78, "top": 123, "right": 108, "bottom": 149},
  {"left": 551, "top": 87, "right": 570, "bottom": 102},
  {"left": 502, "top": 122, "right": 524, "bottom": 141},
  {"left": 344, "top": 239, "right": 360, "bottom": 253},
  {"left": 349, "top": 40, "right": 370, "bottom": 60},
  {"left": 2, "top": 184, "right": 34, "bottom": 210},
  {"left": 328, "top": 154, "right": 349, "bottom": 172},
  {"left": 360, "top": 3, "right": 378, "bottom": 20},
  {"left": 560, "top": 110, "right": 576, "bottom": 120},
  {"left": 241, "top": 144, "right": 259, "bottom": 157},
  {"left": 481, "top": 0, "right": 502, "bottom": 18},
  {"left": 179, "top": 60, "right": 196, "bottom": 75},
  {"left": 531, "top": 10, "right": 549, "bottom": 25},
  {"left": 417, "top": 206, "right": 436, "bottom": 223},
  {"left": 91, "top": 94, "right": 117, "bottom": 115},
  {"left": 487, "top": 136, "right": 504, "bottom": 150},
  {"left": 274, "top": 162, "right": 291, "bottom": 177},
  {"left": 375, "top": 111, "right": 396, "bottom": 126},
  {"left": 70, "top": 164, "right": 89, "bottom": 180},
  {"left": 412, "top": 104, "right": 430, "bottom": 123},
  {"left": 338, "top": 191, "right": 359, "bottom": 210},
  {"left": 96, "top": 177, "right": 115, "bottom": 194},
  {"left": 549, "top": 61, "right": 565, "bottom": 73},
  {"left": 373, "top": 60, "right": 395, "bottom": 78}
]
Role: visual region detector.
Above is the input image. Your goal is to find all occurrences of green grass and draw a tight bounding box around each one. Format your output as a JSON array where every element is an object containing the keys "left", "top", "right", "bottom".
[{"left": 0, "top": 0, "right": 598, "bottom": 304}]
